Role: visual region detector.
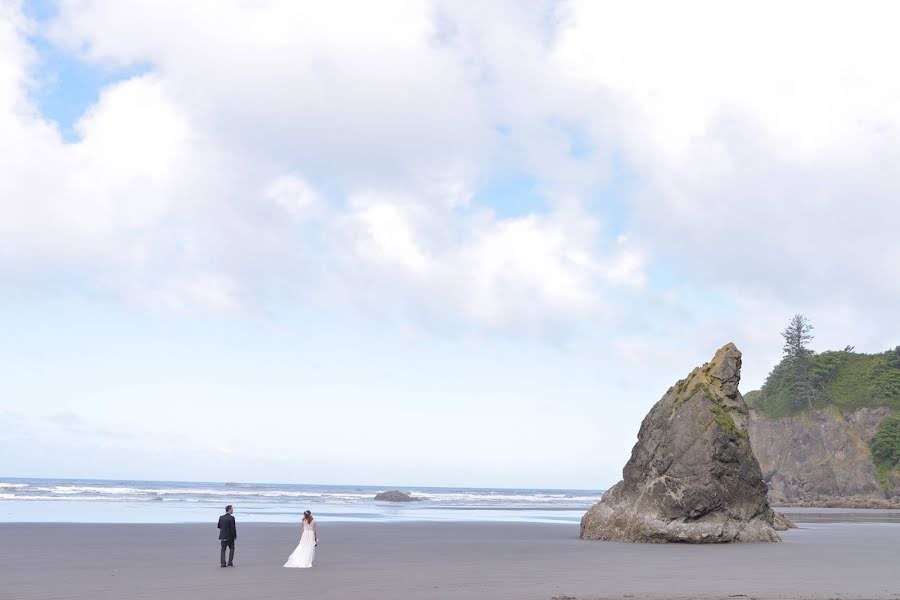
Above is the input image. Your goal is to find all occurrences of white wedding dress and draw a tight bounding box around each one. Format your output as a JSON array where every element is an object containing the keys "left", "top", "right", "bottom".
[{"left": 283, "top": 519, "right": 316, "bottom": 568}]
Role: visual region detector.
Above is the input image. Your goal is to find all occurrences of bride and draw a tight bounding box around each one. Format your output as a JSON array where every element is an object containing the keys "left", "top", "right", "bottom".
[{"left": 283, "top": 510, "right": 318, "bottom": 568}]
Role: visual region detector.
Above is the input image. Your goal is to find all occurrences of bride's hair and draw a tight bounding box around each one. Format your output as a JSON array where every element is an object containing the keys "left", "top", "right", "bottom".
[{"left": 303, "top": 510, "right": 313, "bottom": 523}]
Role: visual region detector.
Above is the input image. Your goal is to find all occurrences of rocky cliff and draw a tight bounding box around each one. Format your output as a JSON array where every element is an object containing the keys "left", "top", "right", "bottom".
[
  {"left": 749, "top": 407, "right": 900, "bottom": 507},
  {"left": 581, "top": 343, "right": 779, "bottom": 543}
]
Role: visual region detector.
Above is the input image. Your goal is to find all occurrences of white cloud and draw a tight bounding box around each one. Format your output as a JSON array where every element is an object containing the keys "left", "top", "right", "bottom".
[
  {"left": 556, "top": 1, "right": 900, "bottom": 165},
  {"left": 48, "top": 0, "right": 491, "bottom": 186},
  {"left": 264, "top": 175, "right": 322, "bottom": 222},
  {"left": 0, "top": 68, "right": 190, "bottom": 264},
  {"left": 342, "top": 194, "right": 434, "bottom": 276},
  {"left": 332, "top": 190, "right": 642, "bottom": 331},
  {"left": 0, "top": 1, "right": 646, "bottom": 330},
  {"left": 2, "top": 0, "right": 899, "bottom": 346},
  {"left": 550, "top": 0, "right": 900, "bottom": 348}
]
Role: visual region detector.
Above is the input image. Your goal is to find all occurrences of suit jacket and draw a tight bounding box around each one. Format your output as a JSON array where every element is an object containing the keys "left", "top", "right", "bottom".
[{"left": 217, "top": 513, "right": 237, "bottom": 540}]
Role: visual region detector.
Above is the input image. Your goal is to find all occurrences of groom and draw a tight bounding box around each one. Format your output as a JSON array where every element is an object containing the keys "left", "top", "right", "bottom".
[{"left": 217, "top": 505, "right": 237, "bottom": 567}]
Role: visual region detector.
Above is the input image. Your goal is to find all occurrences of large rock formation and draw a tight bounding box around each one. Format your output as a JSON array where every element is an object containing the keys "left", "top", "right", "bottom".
[
  {"left": 750, "top": 407, "right": 900, "bottom": 507},
  {"left": 581, "top": 343, "right": 780, "bottom": 543}
]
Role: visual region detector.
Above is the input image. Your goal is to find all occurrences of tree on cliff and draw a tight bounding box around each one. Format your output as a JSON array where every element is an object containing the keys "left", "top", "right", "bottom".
[
  {"left": 871, "top": 415, "right": 900, "bottom": 471},
  {"left": 781, "top": 314, "right": 816, "bottom": 409}
]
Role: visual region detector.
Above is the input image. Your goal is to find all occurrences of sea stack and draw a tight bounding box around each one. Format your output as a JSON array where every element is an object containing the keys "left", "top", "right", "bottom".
[
  {"left": 581, "top": 343, "right": 780, "bottom": 543},
  {"left": 374, "top": 490, "right": 422, "bottom": 502}
]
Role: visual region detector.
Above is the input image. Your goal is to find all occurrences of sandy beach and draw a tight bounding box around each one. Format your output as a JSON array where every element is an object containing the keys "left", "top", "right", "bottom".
[{"left": 2, "top": 517, "right": 899, "bottom": 600}]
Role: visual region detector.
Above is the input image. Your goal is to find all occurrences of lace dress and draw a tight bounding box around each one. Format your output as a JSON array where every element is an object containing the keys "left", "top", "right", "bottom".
[{"left": 283, "top": 519, "right": 317, "bottom": 568}]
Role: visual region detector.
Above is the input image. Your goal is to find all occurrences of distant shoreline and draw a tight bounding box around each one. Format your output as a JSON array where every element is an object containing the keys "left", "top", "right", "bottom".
[
  {"left": 5, "top": 477, "right": 900, "bottom": 526},
  {"left": 0, "top": 477, "right": 600, "bottom": 525}
]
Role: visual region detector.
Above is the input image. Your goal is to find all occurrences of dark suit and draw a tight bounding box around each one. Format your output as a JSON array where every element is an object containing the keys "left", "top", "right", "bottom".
[{"left": 217, "top": 513, "right": 237, "bottom": 566}]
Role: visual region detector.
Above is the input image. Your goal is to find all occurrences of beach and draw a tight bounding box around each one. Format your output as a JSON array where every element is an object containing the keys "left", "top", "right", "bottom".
[{"left": 2, "top": 517, "right": 900, "bottom": 600}]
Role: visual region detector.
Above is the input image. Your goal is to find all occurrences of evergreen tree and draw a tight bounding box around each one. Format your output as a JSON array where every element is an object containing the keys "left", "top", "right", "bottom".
[{"left": 781, "top": 314, "right": 816, "bottom": 409}]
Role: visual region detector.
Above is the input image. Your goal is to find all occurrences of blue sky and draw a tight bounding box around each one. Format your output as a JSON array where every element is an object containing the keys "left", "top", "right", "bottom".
[
  {"left": 22, "top": 0, "right": 147, "bottom": 141},
  {"left": 1, "top": 1, "right": 899, "bottom": 488}
]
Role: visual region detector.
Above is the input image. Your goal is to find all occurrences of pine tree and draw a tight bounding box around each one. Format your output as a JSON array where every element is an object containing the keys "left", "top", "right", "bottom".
[{"left": 781, "top": 314, "right": 816, "bottom": 409}]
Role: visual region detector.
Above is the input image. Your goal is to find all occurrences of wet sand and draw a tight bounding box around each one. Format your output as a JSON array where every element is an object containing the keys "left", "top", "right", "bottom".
[
  {"left": 778, "top": 507, "right": 900, "bottom": 524},
  {"left": 1, "top": 519, "right": 899, "bottom": 599}
]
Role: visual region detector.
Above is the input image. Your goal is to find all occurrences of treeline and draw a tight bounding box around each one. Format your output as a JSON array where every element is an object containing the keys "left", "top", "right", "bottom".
[
  {"left": 871, "top": 415, "right": 900, "bottom": 486},
  {"left": 745, "top": 314, "right": 900, "bottom": 418}
]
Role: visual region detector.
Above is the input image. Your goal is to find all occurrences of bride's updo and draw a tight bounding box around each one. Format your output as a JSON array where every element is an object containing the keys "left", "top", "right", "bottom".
[{"left": 303, "top": 510, "right": 313, "bottom": 523}]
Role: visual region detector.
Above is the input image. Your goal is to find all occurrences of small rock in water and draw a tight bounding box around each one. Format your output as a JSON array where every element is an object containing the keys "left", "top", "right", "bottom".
[
  {"left": 374, "top": 490, "right": 422, "bottom": 502},
  {"left": 773, "top": 512, "right": 798, "bottom": 530}
]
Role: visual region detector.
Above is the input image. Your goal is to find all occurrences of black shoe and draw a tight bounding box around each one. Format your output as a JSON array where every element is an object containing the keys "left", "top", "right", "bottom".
[
  {"left": 220, "top": 564, "right": 227, "bottom": 568},
  {"left": 227, "top": 563, "right": 234, "bottom": 567}
]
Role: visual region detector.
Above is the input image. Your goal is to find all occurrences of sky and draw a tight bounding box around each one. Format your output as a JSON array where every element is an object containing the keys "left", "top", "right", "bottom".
[{"left": 1, "top": 0, "right": 899, "bottom": 489}]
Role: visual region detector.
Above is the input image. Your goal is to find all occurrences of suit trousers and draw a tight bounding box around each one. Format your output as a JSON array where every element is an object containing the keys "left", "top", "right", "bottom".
[{"left": 220, "top": 539, "right": 235, "bottom": 566}]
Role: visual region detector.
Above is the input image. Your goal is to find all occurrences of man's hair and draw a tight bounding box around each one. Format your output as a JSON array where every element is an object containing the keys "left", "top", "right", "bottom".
[{"left": 225, "top": 505, "right": 233, "bottom": 512}]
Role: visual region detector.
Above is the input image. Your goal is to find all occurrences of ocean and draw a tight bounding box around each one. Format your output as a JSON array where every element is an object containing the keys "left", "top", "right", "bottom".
[{"left": 0, "top": 478, "right": 602, "bottom": 524}]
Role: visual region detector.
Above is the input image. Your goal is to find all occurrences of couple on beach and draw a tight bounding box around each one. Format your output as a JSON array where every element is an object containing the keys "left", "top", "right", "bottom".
[{"left": 216, "top": 505, "right": 319, "bottom": 569}]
